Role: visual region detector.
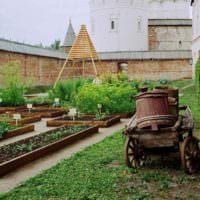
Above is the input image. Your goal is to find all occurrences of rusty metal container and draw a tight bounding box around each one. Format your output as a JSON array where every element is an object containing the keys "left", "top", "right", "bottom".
[
  {"left": 155, "top": 86, "right": 179, "bottom": 117},
  {"left": 136, "top": 91, "right": 176, "bottom": 130}
]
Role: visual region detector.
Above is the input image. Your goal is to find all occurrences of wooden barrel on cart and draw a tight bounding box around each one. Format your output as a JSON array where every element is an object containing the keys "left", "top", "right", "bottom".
[
  {"left": 155, "top": 86, "right": 179, "bottom": 117},
  {"left": 136, "top": 91, "right": 176, "bottom": 130}
]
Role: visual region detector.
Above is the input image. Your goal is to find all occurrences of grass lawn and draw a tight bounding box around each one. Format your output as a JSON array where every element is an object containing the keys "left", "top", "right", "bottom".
[
  {"left": 0, "top": 132, "right": 200, "bottom": 200},
  {"left": 167, "top": 79, "right": 200, "bottom": 130}
]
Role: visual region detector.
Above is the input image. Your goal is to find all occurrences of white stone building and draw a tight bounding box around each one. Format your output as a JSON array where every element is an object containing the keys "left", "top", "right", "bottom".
[
  {"left": 148, "top": 0, "right": 191, "bottom": 19},
  {"left": 89, "top": 0, "right": 192, "bottom": 52},
  {"left": 89, "top": 0, "right": 148, "bottom": 52},
  {"left": 191, "top": 0, "right": 200, "bottom": 76}
]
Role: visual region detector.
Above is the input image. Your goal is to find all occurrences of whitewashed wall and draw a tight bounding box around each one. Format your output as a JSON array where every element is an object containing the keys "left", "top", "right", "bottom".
[
  {"left": 192, "top": 0, "right": 200, "bottom": 77},
  {"left": 148, "top": 0, "right": 191, "bottom": 19},
  {"left": 89, "top": 0, "right": 148, "bottom": 52}
]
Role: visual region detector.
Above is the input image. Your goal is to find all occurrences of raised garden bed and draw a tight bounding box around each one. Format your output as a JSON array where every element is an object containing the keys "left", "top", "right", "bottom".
[
  {"left": 0, "top": 125, "right": 98, "bottom": 176},
  {"left": 0, "top": 113, "right": 41, "bottom": 125},
  {"left": 0, "top": 106, "right": 26, "bottom": 113},
  {"left": 47, "top": 115, "right": 121, "bottom": 128},
  {"left": 0, "top": 124, "right": 35, "bottom": 141},
  {"left": 20, "top": 107, "right": 68, "bottom": 118}
]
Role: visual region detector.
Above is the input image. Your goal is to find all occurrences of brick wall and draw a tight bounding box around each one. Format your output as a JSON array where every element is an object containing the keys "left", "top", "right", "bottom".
[{"left": 0, "top": 50, "right": 192, "bottom": 86}]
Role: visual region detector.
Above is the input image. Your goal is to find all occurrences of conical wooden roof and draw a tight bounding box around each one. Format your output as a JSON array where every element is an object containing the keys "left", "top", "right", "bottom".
[{"left": 68, "top": 25, "right": 98, "bottom": 60}]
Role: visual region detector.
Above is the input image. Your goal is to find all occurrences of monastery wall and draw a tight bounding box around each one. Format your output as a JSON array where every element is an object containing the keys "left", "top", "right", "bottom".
[
  {"left": 149, "top": 25, "right": 192, "bottom": 51},
  {"left": 0, "top": 50, "right": 192, "bottom": 85},
  {"left": 0, "top": 50, "right": 65, "bottom": 85}
]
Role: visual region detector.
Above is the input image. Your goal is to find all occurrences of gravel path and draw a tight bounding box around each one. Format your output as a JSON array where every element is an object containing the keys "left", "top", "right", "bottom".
[{"left": 0, "top": 119, "right": 128, "bottom": 193}]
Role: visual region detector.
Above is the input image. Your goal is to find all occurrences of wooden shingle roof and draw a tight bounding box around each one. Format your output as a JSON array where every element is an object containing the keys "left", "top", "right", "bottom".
[{"left": 68, "top": 25, "right": 98, "bottom": 60}]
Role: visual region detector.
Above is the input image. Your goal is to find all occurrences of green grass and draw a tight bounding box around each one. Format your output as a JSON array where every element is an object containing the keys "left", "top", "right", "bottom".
[{"left": 1, "top": 132, "right": 200, "bottom": 200}]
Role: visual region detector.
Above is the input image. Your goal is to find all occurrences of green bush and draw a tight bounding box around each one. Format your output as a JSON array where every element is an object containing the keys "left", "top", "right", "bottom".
[
  {"left": 25, "top": 96, "right": 53, "bottom": 106},
  {"left": 195, "top": 58, "right": 200, "bottom": 104},
  {"left": 0, "top": 122, "right": 17, "bottom": 138},
  {"left": 0, "top": 61, "right": 27, "bottom": 106},
  {"left": 25, "top": 85, "right": 51, "bottom": 94},
  {"left": 100, "top": 72, "right": 129, "bottom": 84},
  {"left": 75, "top": 83, "right": 137, "bottom": 114},
  {"left": 159, "top": 79, "right": 170, "bottom": 85},
  {"left": 49, "top": 78, "right": 92, "bottom": 105}
]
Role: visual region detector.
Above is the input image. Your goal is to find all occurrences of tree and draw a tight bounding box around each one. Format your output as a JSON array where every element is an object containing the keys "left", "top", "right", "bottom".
[{"left": 50, "top": 39, "right": 61, "bottom": 50}]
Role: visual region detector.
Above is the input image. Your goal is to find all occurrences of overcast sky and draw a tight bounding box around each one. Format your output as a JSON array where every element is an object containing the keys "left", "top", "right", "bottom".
[{"left": 0, "top": 0, "right": 90, "bottom": 46}]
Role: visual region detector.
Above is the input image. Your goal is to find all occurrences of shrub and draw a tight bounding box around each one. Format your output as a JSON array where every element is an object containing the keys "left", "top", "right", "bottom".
[
  {"left": 75, "top": 83, "right": 137, "bottom": 114},
  {"left": 25, "top": 85, "right": 51, "bottom": 94},
  {"left": 0, "top": 122, "right": 16, "bottom": 138},
  {"left": 100, "top": 72, "right": 129, "bottom": 84},
  {"left": 159, "top": 79, "right": 170, "bottom": 85},
  {"left": 25, "top": 96, "right": 53, "bottom": 106},
  {"left": 0, "top": 61, "right": 27, "bottom": 106},
  {"left": 49, "top": 78, "right": 91, "bottom": 105}
]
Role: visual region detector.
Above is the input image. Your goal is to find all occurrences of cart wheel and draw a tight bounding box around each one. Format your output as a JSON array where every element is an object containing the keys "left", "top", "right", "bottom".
[
  {"left": 124, "top": 137, "right": 145, "bottom": 168},
  {"left": 181, "top": 137, "right": 199, "bottom": 174}
]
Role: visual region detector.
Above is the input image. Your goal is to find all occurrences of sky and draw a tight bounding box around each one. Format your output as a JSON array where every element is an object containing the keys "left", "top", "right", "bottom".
[{"left": 0, "top": 0, "right": 90, "bottom": 46}]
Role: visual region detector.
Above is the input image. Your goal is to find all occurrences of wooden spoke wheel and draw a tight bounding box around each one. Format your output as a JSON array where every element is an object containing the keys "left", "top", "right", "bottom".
[
  {"left": 124, "top": 137, "right": 146, "bottom": 168},
  {"left": 181, "top": 137, "right": 199, "bottom": 174}
]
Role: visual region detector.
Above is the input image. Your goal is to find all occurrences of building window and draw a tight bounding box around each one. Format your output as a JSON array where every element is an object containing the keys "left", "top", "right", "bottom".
[
  {"left": 109, "top": 14, "right": 119, "bottom": 32},
  {"left": 111, "top": 21, "right": 115, "bottom": 30},
  {"left": 179, "top": 41, "right": 182, "bottom": 48}
]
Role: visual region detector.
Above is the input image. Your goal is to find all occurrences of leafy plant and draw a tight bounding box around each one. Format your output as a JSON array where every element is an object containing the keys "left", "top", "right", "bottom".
[
  {"left": 159, "top": 78, "right": 170, "bottom": 85},
  {"left": 25, "top": 96, "right": 53, "bottom": 106},
  {"left": 0, "top": 122, "right": 16, "bottom": 138},
  {"left": 75, "top": 83, "right": 137, "bottom": 114},
  {"left": 49, "top": 78, "right": 91, "bottom": 105},
  {"left": 100, "top": 72, "right": 129, "bottom": 84},
  {"left": 0, "top": 61, "right": 28, "bottom": 106},
  {"left": 25, "top": 85, "right": 51, "bottom": 94}
]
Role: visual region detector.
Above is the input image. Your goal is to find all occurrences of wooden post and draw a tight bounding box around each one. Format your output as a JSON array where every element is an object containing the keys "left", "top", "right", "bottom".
[
  {"left": 91, "top": 56, "right": 98, "bottom": 76},
  {"left": 82, "top": 59, "right": 85, "bottom": 77},
  {"left": 53, "top": 58, "right": 69, "bottom": 89}
]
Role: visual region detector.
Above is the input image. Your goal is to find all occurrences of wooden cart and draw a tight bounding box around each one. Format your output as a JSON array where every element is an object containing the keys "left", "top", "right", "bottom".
[{"left": 123, "top": 106, "right": 200, "bottom": 174}]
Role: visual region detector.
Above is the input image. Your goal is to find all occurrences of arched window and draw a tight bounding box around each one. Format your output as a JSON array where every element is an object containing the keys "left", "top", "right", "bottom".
[{"left": 109, "top": 14, "right": 119, "bottom": 32}]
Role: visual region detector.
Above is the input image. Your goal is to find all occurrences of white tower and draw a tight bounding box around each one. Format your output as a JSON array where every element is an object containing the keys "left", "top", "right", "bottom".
[
  {"left": 148, "top": 0, "right": 191, "bottom": 19},
  {"left": 89, "top": 0, "right": 148, "bottom": 52}
]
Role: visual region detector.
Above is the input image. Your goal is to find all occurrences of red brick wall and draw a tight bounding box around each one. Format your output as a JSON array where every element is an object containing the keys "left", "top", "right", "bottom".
[{"left": 0, "top": 50, "right": 192, "bottom": 86}]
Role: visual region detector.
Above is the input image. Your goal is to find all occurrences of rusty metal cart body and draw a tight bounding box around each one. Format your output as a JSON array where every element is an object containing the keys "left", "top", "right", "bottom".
[{"left": 124, "top": 106, "right": 200, "bottom": 174}]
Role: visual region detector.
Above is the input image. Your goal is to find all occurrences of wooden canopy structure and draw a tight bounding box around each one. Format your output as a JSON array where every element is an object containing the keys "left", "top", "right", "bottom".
[{"left": 54, "top": 25, "right": 103, "bottom": 88}]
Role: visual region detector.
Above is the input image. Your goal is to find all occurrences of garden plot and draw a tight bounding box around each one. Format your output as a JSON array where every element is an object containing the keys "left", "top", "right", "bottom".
[
  {"left": 0, "top": 123, "right": 35, "bottom": 141},
  {"left": 19, "top": 107, "right": 68, "bottom": 118},
  {"left": 47, "top": 114, "right": 121, "bottom": 128},
  {"left": 0, "top": 125, "right": 98, "bottom": 176},
  {"left": 0, "top": 113, "right": 41, "bottom": 125}
]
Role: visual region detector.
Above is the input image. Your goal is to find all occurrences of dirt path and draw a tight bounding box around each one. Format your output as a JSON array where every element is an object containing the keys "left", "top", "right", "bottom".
[{"left": 0, "top": 119, "right": 129, "bottom": 193}]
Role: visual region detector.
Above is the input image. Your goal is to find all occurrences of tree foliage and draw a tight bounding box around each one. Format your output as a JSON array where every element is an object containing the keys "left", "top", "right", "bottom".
[
  {"left": 0, "top": 61, "right": 27, "bottom": 106},
  {"left": 50, "top": 39, "right": 61, "bottom": 50}
]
